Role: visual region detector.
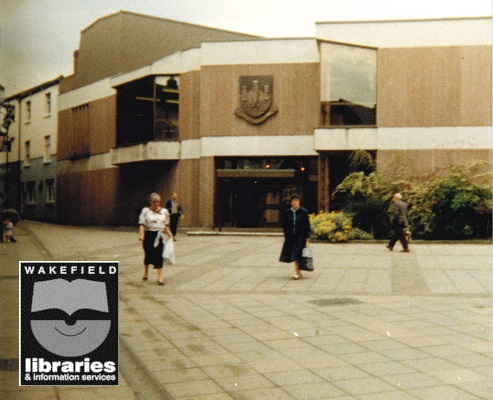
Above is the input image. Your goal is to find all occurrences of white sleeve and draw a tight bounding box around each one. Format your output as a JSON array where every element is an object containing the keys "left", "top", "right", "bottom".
[{"left": 138, "top": 208, "right": 148, "bottom": 226}]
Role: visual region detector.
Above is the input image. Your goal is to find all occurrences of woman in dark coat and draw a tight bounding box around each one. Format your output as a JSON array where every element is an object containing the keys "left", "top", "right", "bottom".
[{"left": 279, "top": 194, "right": 312, "bottom": 279}]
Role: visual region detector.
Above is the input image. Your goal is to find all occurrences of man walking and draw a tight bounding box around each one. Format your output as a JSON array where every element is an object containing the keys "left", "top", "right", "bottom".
[
  {"left": 166, "top": 192, "right": 184, "bottom": 240},
  {"left": 386, "top": 193, "right": 410, "bottom": 252}
]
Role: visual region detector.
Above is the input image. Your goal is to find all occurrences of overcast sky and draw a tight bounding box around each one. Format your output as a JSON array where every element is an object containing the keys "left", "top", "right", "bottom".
[{"left": 0, "top": 0, "right": 491, "bottom": 97}]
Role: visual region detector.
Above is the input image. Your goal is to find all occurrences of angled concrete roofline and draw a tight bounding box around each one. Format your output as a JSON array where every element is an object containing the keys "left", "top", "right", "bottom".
[
  {"left": 82, "top": 10, "right": 263, "bottom": 39},
  {"left": 317, "top": 38, "right": 378, "bottom": 50}
]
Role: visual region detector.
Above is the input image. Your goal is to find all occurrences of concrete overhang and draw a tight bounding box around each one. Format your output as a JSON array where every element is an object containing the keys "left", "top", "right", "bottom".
[
  {"left": 314, "top": 126, "right": 493, "bottom": 151},
  {"left": 111, "top": 48, "right": 202, "bottom": 88},
  {"left": 110, "top": 141, "right": 180, "bottom": 165}
]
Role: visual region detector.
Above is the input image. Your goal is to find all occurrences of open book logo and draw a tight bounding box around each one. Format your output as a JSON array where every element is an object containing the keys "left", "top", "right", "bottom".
[{"left": 30, "top": 279, "right": 111, "bottom": 357}]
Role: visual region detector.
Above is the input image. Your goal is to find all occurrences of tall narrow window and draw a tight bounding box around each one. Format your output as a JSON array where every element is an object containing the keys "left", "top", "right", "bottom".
[
  {"left": 44, "top": 135, "right": 51, "bottom": 163},
  {"left": 155, "top": 76, "right": 180, "bottom": 140},
  {"left": 26, "top": 181, "right": 35, "bottom": 204},
  {"left": 46, "top": 179, "right": 55, "bottom": 203},
  {"left": 45, "top": 93, "right": 52, "bottom": 115},
  {"left": 26, "top": 101, "right": 32, "bottom": 121},
  {"left": 24, "top": 141, "right": 31, "bottom": 166}
]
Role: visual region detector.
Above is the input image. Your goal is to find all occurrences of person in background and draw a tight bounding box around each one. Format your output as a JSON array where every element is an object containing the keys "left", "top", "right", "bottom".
[
  {"left": 1, "top": 211, "right": 17, "bottom": 243},
  {"left": 3, "top": 218, "right": 13, "bottom": 243},
  {"left": 279, "top": 194, "right": 312, "bottom": 279},
  {"left": 386, "top": 192, "right": 410, "bottom": 252},
  {"left": 139, "top": 193, "right": 173, "bottom": 285},
  {"left": 165, "top": 192, "right": 184, "bottom": 240}
]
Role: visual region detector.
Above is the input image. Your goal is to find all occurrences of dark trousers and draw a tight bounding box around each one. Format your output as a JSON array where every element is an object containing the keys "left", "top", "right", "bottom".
[
  {"left": 388, "top": 223, "right": 409, "bottom": 250},
  {"left": 170, "top": 213, "right": 180, "bottom": 237}
]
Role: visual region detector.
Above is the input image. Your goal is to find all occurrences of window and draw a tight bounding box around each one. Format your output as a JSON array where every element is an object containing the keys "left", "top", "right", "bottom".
[
  {"left": 46, "top": 179, "right": 55, "bottom": 203},
  {"left": 26, "top": 100, "right": 32, "bottom": 121},
  {"left": 24, "top": 141, "right": 31, "bottom": 166},
  {"left": 44, "top": 136, "right": 51, "bottom": 163},
  {"left": 45, "top": 93, "right": 52, "bottom": 115},
  {"left": 155, "top": 76, "right": 180, "bottom": 140},
  {"left": 26, "top": 181, "right": 35, "bottom": 204},
  {"left": 71, "top": 104, "right": 90, "bottom": 158},
  {"left": 320, "top": 42, "right": 377, "bottom": 126},
  {"left": 116, "top": 75, "right": 180, "bottom": 146}
]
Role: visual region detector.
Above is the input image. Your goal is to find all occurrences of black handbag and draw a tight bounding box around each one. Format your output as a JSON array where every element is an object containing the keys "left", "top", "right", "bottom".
[{"left": 299, "top": 247, "right": 314, "bottom": 271}]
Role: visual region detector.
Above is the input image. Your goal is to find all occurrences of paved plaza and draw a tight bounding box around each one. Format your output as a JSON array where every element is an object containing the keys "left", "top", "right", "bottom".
[{"left": 1, "top": 221, "right": 492, "bottom": 399}]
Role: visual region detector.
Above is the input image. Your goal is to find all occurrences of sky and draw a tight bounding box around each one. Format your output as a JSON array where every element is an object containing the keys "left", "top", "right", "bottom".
[{"left": 0, "top": 0, "right": 491, "bottom": 97}]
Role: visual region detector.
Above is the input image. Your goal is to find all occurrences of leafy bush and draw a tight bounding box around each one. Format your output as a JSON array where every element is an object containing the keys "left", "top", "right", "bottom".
[
  {"left": 310, "top": 211, "right": 374, "bottom": 243},
  {"left": 332, "top": 171, "right": 393, "bottom": 239},
  {"left": 421, "top": 163, "right": 491, "bottom": 239},
  {"left": 332, "top": 158, "right": 492, "bottom": 240}
]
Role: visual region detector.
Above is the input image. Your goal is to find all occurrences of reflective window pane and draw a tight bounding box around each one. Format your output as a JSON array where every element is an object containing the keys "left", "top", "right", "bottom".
[{"left": 320, "top": 42, "right": 377, "bottom": 126}]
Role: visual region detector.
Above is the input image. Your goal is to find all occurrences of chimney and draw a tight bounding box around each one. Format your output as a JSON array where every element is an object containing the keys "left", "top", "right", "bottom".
[{"left": 73, "top": 50, "right": 79, "bottom": 74}]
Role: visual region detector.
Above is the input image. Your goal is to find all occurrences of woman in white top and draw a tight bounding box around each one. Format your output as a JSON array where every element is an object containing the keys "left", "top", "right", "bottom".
[{"left": 138, "top": 193, "right": 173, "bottom": 285}]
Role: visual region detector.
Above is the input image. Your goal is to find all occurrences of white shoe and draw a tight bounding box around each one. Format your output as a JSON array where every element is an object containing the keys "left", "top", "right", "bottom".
[{"left": 293, "top": 273, "right": 302, "bottom": 280}]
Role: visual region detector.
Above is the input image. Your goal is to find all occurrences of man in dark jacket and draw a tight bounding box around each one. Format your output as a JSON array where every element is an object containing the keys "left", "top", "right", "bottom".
[
  {"left": 165, "top": 192, "right": 184, "bottom": 240},
  {"left": 387, "top": 193, "right": 410, "bottom": 252}
]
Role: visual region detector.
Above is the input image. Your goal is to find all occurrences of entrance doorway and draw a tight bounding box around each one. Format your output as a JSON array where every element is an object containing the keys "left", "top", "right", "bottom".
[
  {"left": 218, "top": 178, "right": 316, "bottom": 228},
  {"left": 216, "top": 157, "right": 318, "bottom": 228}
]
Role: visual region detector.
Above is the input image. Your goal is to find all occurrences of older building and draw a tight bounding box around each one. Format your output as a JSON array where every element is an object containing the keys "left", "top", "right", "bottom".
[
  {"left": 56, "top": 13, "right": 492, "bottom": 228},
  {"left": 0, "top": 77, "right": 62, "bottom": 221}
]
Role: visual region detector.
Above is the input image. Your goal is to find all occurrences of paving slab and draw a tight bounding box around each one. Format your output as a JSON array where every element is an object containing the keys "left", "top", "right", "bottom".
[{"left": 1, "top": 220, "right": 492, "bottom": 399}]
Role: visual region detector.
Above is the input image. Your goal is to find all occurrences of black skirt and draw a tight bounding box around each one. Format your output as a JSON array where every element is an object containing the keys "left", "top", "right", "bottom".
[
  {"left": 143, "top": 230, "right": 164, "bottom": 269},
  {"left": 279, "top": 234, "right": 307, "bottom": 263}
]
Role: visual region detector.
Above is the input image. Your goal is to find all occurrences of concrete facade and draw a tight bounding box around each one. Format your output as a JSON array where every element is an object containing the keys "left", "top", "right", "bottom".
[{"left": 51, "top": 15, "right": 493, "bottom": 227}]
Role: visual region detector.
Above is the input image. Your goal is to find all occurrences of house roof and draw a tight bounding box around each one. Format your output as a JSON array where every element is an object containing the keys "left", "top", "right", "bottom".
[{"left": 2, "top": 75, "right": 63, "bottom": 103}]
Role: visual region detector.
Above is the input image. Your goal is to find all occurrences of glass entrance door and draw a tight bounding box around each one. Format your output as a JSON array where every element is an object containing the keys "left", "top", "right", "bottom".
[{"left": 218, "top": 179, "right": 309, "bottom": 228}]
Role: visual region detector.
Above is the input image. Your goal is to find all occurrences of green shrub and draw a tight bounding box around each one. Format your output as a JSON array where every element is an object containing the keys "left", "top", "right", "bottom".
[
  {"left": 425, "top": 172, "right": 491, "bottom": 239},
  {"left": 310, "top": 211, "right": 374, "bottom": 243},
  {"left": 332, "top": 159, "right": 492, "bottom": 240},
  {"left": 332, "top": 171, "right": 393, "bottom": 239}
]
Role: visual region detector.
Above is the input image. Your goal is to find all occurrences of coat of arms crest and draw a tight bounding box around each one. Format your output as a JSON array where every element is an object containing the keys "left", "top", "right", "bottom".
[{"left": 235, "top": 76, "right": 278, "bottom": 124}]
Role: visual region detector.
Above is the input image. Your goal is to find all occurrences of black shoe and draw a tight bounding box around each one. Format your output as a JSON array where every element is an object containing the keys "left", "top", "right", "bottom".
[
  {"left": 157, "top": 281, "right": 165, "bottom": 286},
  {"left": 386, "top": 245, "right": 393, "bottom": 251},
  {"left": 402, "top": 249, "right": 410, "bottom": 253},
  {"left": 10, "top": 237, "right": 17, "bottom": 243}
]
